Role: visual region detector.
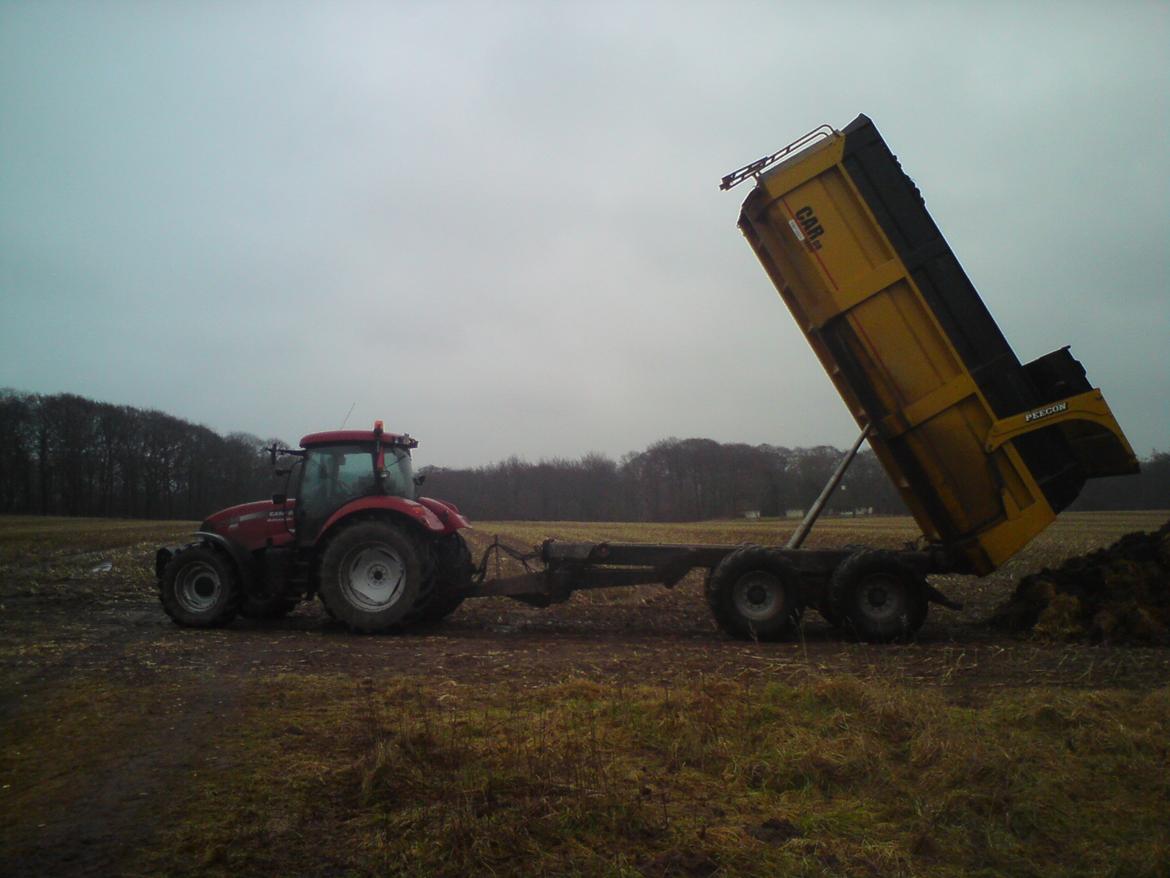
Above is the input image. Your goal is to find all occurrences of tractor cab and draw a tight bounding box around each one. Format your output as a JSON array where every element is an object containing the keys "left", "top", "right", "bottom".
[{"left": 292, "top": 422, "right": 419, "bottom": 544}]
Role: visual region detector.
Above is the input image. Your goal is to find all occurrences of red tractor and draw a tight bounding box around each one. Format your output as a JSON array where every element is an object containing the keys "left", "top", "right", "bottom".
[{"left": 155, "top": 421, "right": 474, "bottom": 633}]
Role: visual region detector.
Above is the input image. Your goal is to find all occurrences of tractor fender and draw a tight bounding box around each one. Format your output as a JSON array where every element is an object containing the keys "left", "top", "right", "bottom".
[
  {"left": 417, "top": 496, "right": 471, "bottom": 532},
  {"left": 317, "top": 497, "right": 447, "bottom": 543},
  {"left": 155, "top": 545, "right": 185, "bottom": 579}
]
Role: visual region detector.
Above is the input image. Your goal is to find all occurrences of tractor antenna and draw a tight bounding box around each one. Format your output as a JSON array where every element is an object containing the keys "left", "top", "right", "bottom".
[{"left": 340, "top": 402, "right": 356, "bottom": 429}]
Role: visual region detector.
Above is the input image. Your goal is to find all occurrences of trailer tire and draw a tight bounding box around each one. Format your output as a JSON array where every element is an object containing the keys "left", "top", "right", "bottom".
[
  {"left": 318, "top": 522, "right": 422, "bottom": 633},
  {"left": 159, "top": 545, "right": 240, "bottom": 628},
  {"left": 706, "top": 546, "right": 802, "bottom": 641},
  {"left": 416, "top": 533, "right": 473, "bottom": 625},
  {"left": 239, "top": 595, "right": 297, "bottom": 621},
  {"left": 830, "top": 550, "right": 927, "bottom": 643}
]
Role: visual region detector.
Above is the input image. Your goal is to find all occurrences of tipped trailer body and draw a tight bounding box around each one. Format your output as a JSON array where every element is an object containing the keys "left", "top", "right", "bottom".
[
  {"left": 156, "top": 116, "right": 1138, "bottom": 642},
  {"left": 726, "top": 114, "right": 1137, "bottom": 576}
]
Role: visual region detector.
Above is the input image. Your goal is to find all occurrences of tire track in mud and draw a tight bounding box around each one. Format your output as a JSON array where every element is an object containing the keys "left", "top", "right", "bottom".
[
  {"left": 2, "top": 637, "right": 252, "bottom": 878},
  {"left": 0, "top": 605, "right": 164, "bottom": 718},
  {"left": 0, "top": 562, "right": 248, "bottom": 878}
]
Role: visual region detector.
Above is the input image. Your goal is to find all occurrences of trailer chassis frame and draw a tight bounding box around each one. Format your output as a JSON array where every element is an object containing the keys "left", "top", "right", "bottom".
[{"left": 464, "top": 430, "right": 966, "bottom": 614}]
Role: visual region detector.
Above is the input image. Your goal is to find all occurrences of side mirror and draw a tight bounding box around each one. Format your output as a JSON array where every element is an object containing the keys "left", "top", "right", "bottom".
[{"left": 272, "top": 493, "right": 287, "bottom": 505}]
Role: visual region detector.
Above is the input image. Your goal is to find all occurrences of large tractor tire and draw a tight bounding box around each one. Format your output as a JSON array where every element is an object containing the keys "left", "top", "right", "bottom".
[
  {"left": 415, "top": 533, "right": 474, "bottom": 625},
  {"left": 829, "top": 550, "right": 928, "bottom": 643},
  {"left": 705, "top": 545, "right": 803, "bottom": 641},
  {"left": 318, "top": 521, "right": 422, "bottom": 633},
  {"left": 239, "top": 594, "right": 298, "bottom": 621},
  {"left": 159, "top": 545, "right": 241, "bottom": 628}
]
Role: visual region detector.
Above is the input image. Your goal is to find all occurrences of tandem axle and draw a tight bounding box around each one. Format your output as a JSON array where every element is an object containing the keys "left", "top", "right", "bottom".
[{"left": 467, "top": 534, "right": 966, "bottom": 642}]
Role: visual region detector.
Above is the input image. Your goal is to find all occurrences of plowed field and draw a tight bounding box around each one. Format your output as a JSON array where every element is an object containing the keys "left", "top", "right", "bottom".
[{"left": 1, "top": 513, "right": 1167, "bottom": 877}]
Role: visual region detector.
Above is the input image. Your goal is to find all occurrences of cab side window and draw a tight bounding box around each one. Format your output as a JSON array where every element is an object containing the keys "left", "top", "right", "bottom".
[
  {"left": 336, "top": 451, "right": 376, "bottom": 497},
  {"left": 297, "top": 445, "right": 376, "bottom": 523}
]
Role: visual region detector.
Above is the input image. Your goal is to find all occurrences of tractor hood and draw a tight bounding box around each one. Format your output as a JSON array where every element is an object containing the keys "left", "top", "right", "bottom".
[{"left": 200, "top": 499, "right": 296, "bottom": 550}]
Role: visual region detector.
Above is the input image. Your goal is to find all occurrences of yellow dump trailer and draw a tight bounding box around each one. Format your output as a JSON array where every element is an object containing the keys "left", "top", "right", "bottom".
[{"left": 725, "top": 115, "right": 1138, "bottom": 575}]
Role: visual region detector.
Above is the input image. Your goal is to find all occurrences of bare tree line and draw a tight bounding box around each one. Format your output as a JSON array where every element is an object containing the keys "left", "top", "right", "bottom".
[
  {"left": 0, "top": 390, "right": 1163, "bottom": 522},
  {"left": 421, "top": 442, "right": 1169, "bottom": 522},
  {"left": 1069, "top": 451, "right": 1170, "bottom": 512},
  {"left": 0, "top": 390, "right": 281, "bottom": 520},
  {"left": 422, "top": 439, "right": 910, "bottom": 522}
]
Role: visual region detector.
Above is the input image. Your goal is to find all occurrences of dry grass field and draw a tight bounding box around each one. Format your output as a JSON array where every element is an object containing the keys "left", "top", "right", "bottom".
[{"left": 1, "top": 512, "right": 1167, "bottom": 877}]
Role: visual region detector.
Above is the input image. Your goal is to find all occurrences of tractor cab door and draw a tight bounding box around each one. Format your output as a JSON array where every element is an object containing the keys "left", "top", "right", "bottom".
[{"left": 294, "top": 443, "right": 377, "bottom": 545}]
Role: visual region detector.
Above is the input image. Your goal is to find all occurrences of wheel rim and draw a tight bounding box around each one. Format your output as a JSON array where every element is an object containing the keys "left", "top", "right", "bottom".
[
  {"left": 176, "top": 562, "right": 222, "bottom": 613},
  {"left": 732, "top": 571, "right": 785, "bottom": 622},
  {"left": 339, "top": 543, "right": 407, "bottom": 611},
  {"left": 855, "top": 573, "right": 907, "bottom": 625}
]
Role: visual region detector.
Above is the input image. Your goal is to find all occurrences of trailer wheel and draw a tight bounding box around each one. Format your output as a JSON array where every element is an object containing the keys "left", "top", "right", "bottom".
[
  {"left": 239, "top": 595, "right": 297, "bottom": 621},
  {"left": 830, "top": 550, "right": 927, "bottom": 642},
  {"left": 706, "top": 546, "right": 802, "bottom": 641},
  {"left": 416, "top": 533, "right": 473, "bottom": 625},
  {"left": 159, "top": 545, "right": 240, "bottom": 628},
  {"left": 318, "top": 522, "right": 422, "bottom": 633}
]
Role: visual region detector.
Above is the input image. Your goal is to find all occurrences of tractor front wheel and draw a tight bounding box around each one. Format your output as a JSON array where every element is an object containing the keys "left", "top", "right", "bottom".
[
  {"left": 318, "top": 522, "right": 422, "bottom": 633},
  {"left": 159, "top": 545, "right": 241, "bottom": 628}
]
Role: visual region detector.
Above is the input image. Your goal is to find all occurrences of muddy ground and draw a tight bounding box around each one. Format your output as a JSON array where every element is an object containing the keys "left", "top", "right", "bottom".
[{"left": 1, "top": 512, "right": 1167, "bottom": 876}]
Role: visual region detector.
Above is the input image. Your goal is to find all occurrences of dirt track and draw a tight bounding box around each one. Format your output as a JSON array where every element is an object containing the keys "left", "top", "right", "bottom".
[{"left": 1, "top": 513, "right": 1168, "bottom": 876}]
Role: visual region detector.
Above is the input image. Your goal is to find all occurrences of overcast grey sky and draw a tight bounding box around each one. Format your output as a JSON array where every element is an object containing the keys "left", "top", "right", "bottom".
[{"left": 2, "top": 1, "right": 1167, "bottom": 469}]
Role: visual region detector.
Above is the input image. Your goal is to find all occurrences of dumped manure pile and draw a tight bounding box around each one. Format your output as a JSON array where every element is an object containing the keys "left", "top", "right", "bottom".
[{"left": 992, "top": 518, "right": 1170, "bottom": 644}]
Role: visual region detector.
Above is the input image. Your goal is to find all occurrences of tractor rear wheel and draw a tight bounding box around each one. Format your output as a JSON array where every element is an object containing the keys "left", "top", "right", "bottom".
[
  {"left": 416, "top": 533, "right": 473, "bottom": 624},
  {"left": 159, "top": 545, "right": 240, "bottom": 628},
  {"left": 399, "top": 532, "right": 438, "bottom": 625},
  {"left": 829, "top": 550, "right": 927, "bottom": 642},
  {"left": 705, "top": 546, "right": 803, "bottom": 641},
  {"left": 318, "top": 521, "right": 421, "bottom": 633}
]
